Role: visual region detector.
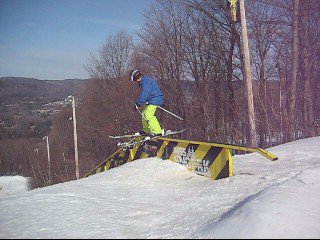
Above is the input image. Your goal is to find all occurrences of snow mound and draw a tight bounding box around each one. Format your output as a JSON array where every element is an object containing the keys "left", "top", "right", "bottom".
[{"left": 0, "top": 175, "right": 30, "bottom": 197}]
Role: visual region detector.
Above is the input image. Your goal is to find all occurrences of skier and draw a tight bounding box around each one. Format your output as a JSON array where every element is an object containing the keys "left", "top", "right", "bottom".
[{"left": 130, "top": 69, "right": 164, "bottom": 137}]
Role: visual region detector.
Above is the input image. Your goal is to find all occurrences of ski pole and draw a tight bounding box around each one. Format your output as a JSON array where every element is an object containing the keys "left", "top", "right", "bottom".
[
  {"left": 157, "top": 105, "right": 183, "bottom": 121},
  {"left": 136, "top": 106, "right": 149, "bottom": 123}
]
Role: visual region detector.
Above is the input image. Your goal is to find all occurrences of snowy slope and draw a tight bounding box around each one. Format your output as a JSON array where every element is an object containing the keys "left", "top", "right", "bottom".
[{"left": 0, "top": 137, "right": 320, "bottom": 239}]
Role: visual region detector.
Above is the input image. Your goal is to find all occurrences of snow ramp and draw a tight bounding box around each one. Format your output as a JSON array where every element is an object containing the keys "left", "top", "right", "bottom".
[{"left": 84, "top": 137, "right": 278, "bottom": 179}]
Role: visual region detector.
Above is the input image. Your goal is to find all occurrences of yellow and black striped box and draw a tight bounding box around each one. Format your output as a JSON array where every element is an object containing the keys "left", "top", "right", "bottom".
[
  {"left": 85, "top": 137, "right": 233, "bottom": 180},
  {"left": 84, "top": 137, "right": 277, "bottom": 179}
]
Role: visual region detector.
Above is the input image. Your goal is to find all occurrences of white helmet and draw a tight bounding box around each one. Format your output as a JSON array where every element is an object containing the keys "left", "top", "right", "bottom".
[{"left": 130, "top": 69, "right": 141, "bottom": 82}]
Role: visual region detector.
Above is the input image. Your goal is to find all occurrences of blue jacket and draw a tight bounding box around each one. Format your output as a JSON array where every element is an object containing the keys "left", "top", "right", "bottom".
[{"left": 136, "top": 76, "right": 164, "bottom": 106}]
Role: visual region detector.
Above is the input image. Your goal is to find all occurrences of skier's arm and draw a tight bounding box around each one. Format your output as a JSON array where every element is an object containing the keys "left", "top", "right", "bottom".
[{"left": 136, "top": 81, "right": 151, "bottom": 106}]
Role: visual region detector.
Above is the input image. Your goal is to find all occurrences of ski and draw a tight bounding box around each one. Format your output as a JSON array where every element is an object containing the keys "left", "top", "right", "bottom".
[
  {"left": 109, "top": 132, "right": 146, "bottom": 139},
  {"left": 117, "top": 129, "right": 185, "bottom": 148}
]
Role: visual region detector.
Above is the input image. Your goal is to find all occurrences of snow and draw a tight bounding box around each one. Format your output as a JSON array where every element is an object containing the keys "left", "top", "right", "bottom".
[
  {"left": 1, "top": 136, "right": 320, "bottom": 239},
  {"left": 0, "top": 175, "right": 30, "bottom": 197}
]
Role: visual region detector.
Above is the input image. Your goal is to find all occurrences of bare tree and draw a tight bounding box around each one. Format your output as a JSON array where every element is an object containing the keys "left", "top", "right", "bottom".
[
  {"left": 300, "top": 0, "right": 315, "bottom": 138},
  {"left": 136, "top": 0, "right": 190, "bottom": 134},
  {"left": 85, "top": 30, "right": 133, "bottom": 80},
  {"left": 247, "top": 0, "right": 283, "bottom": 147}
]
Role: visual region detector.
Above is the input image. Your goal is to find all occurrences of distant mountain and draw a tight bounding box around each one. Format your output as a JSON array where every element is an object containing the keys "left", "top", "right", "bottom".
[{"left": 0, "top": 77, "right": 87, "bottom": 104}]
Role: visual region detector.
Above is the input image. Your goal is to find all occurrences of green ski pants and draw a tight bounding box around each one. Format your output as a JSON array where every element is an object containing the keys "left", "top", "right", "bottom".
[{"left": 142, "top": 104, "right": 162, "bottom": 135}]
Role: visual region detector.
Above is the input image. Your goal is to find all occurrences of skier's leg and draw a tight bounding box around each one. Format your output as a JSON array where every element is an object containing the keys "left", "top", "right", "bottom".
[
  {"left": 143, "top": 104, "right": 162, "bottom": 135},
  {"left": 142, "top": 107, "right": 151, "bottom": 133}
]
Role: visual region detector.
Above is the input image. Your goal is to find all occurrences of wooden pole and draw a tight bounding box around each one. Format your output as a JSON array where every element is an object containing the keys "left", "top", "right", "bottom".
[
  {"left": 239, "top": 0, "right": 257, "bottom": 147},
  {"left": 45, "top": 136, "right": 51, "bottom": 185},
  {"left": 72, "top": 96, "right": 79, "bottom": 179}
]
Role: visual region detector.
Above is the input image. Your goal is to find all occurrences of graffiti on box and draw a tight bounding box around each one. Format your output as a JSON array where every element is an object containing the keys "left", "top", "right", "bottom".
[{"left": 173, "top": 146, "right": 210, "bottom": 177}]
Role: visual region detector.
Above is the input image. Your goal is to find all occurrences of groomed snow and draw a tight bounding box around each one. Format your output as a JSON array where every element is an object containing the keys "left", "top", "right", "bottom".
[{"left": 1, "top": 137, "right": 320, "bottom": 239}]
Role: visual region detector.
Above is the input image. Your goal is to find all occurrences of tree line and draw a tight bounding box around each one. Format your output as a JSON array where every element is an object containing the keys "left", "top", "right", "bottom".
[{"left": 1, "top": 0, "right": 319, "bottom": 188}]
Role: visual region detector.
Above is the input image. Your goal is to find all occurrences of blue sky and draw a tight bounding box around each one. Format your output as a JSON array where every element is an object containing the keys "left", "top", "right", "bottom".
[{"left": 0, "top": 0, "right": 154, "bottom": 80}]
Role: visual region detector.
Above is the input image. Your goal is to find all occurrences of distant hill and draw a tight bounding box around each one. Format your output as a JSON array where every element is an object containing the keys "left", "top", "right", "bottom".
[
  {"left": 0, "top": 77, "right": 88, "bottom": 140},
  {"left": 0, "top": 77, "right": 87, "bottom": 104}
]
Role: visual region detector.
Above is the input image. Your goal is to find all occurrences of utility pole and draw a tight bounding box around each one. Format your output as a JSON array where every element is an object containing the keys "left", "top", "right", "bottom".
[
  {"left": 43, "top": 136, "right": 51, "bottom": 185},
  {"left": 239, "top": 0, "right": 257, "bottom": 147},
  {"left": 72, "top": 96, "right": 79, "bottom": 179}
]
